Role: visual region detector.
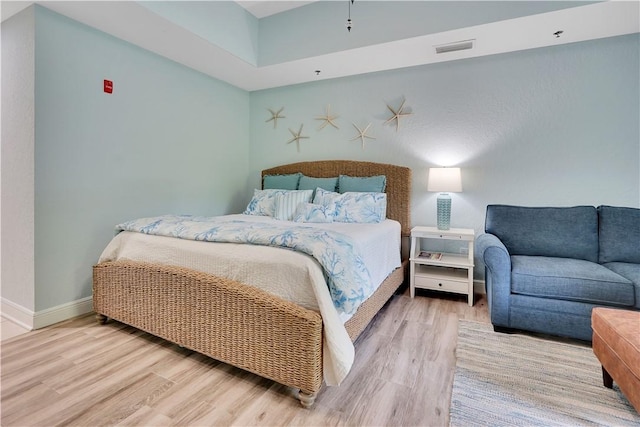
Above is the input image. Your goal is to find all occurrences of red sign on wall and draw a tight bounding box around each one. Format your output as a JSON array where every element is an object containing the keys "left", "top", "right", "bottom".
[{"left": 104, "top": 79, "right": 113, "bottom": 94}]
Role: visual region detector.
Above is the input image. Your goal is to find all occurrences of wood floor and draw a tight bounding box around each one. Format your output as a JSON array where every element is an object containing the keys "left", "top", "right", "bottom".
[{"left": 1, "top": 288, "right": 490, "bottom": 426}]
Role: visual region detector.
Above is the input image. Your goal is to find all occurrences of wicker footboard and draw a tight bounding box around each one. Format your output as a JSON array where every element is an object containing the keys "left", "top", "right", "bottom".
[
  {"left": 93, "top": 261, "right": 324, "bottom": 402},
  {"left": 93, "top": 260, "right": 405, "bottom": 407}
]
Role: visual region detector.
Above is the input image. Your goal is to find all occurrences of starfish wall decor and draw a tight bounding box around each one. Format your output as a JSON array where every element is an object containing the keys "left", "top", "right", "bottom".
[
  {"left": 286, "top": 124, "right": 309, "bottom": 152},
  {"left": 266, "top": 107, "right": 285, "bottom": 129},
  {"left": 315, "top": 105, "right": 340, "bottom": 130},
  {"left": 384, "top": 98, "right": 412, "bottom": 131},
  {"left": 350, "top": 123, "right": 375, "bottom": 149}
]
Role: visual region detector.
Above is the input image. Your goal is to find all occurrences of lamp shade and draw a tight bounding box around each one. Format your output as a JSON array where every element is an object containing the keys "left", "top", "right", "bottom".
[{"left": 427, "top": 167, "right": 462, "bottom": 193}]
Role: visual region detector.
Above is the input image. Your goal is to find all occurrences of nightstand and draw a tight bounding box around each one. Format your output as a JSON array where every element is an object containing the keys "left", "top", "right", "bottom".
[{"left": 409, "top": 226, "right": 475, "bottom": 306}]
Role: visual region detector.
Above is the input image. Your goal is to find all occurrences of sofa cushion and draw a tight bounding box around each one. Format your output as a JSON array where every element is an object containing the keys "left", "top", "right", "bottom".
[
  {"left": 485, "top": 205, "right": 598, "bottom": 262},
  {"left": 598, "top": 205, "right": 640, "bottom": 264},
  {"left": 604, "top": 262, "right": 640, "bottom": 309},
  {"left": 511, "top": 256, "right": 634, "bottom": 306}
]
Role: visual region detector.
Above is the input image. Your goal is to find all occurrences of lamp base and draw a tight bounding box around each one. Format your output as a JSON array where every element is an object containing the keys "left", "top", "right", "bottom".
[{"left": 437, "top": 193, "right": 451, "bottom": 230}]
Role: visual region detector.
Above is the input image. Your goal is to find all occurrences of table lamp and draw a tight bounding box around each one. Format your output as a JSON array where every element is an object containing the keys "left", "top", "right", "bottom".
[{"left": 427, "top": 167, "right": 462, "bottom": 230}]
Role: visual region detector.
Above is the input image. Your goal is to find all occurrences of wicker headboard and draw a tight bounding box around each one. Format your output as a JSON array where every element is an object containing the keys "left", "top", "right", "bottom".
[{"left": 262, "top": 160, "right": 412, "bottom": 236}]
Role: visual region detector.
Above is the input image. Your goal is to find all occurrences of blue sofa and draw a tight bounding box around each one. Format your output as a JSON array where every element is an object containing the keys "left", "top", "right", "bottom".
[{"left": 476, "top": 205, "right": 640, "bottom": 341}]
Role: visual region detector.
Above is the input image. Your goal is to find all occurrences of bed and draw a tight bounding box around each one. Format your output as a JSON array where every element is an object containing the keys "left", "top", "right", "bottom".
[{"left": 92, "top": 160, "right": 411, "bottom": 407}]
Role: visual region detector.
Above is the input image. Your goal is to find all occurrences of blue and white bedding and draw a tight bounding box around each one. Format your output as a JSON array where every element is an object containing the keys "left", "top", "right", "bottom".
[
  {"left": 98, "top": 214, "right": 401, "bottom": 385},
  {"left": 116, "top": 214, "right": 379, "bottom": 314}
]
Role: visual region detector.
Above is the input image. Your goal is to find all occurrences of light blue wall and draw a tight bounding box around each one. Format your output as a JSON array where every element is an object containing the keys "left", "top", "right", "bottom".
[
  {"left": 250, "top": 34, "right": 640, "bottom": 276},
  {"left": 8, "top": 5, "right": 640, "bottom": 311},
  {"left": 258, "top": 1, "right": 595, "bottom": 65},
  {"left": 33, "top": 6, "right": 250, "bottom": 311}
]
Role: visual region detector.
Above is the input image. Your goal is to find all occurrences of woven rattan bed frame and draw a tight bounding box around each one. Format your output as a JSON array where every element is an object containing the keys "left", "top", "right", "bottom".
[{"left": 93, "top": 160, "right": 411, "bottom": 407}]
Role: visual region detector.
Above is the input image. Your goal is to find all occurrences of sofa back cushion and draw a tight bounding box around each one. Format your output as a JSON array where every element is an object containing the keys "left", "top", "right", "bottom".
[
  {"left": 485, "top": 205, "right": 598, "bottom": 262},
  {"left": 598, "top": 205, "right": 640, "bottom": 264}
]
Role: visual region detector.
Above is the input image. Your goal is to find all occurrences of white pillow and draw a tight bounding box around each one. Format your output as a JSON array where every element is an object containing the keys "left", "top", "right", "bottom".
[
  {"left": 293, "top": 203, "right": 335, "bottom": 223},
  {"left": 274, "top": 190, "right": 313, "bottom": 221},
  {"left": 314, "top": 188, "right": 387, "bottom": 223}
]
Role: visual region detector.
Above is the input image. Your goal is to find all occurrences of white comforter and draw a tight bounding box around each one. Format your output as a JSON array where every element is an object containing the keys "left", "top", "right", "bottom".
[{"left": 98, "top": 214, "right": 401, "bottom": 385}]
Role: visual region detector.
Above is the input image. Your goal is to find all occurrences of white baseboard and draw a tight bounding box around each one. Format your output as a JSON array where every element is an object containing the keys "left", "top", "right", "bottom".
[
  {"left": 474, "top": 280, "right": 486, "bottom": 295},
  {"left": 34, "top": 297, "right": 93, "bottom": 329},
  {"left": 1, "top": 298, "right": 34, "bottom": 330},
  {"left": 2, "top": 296, "right": 93, "bottom": 330}
]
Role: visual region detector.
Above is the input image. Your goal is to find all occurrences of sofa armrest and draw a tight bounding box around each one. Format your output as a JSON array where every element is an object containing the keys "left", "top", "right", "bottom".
[{"left": 476, "top": 233, "right": 512, "bottom": 327}]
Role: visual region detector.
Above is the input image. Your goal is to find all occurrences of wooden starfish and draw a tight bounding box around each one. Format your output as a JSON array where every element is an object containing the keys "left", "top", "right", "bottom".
[
  {"left": 350, "top": 123, "right": 375, "bottom": 149},
  {"left": 384, "top": 98, "right": 412, "bottom": 131},
  {"left": 315, "top": 105, "right": 340, "bottom": 130},
  {"left": 286, "top": 124, "right": 309, "bottom": 152},
  {"left": 266, "top": 107, "right": 285, "bottom": 129}
]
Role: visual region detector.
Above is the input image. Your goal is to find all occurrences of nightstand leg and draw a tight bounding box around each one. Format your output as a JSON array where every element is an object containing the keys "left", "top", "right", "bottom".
[
  {"left": 409, "top": 236, "right": 416, "bottom": 298},
  {"left": 410, "top": 261, "right": 415, "bottom": 298}
]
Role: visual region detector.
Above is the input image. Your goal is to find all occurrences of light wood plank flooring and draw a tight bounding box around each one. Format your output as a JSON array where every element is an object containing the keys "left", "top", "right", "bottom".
[{"left": 1, "top": 288, "right": 489, "bottom": 426}]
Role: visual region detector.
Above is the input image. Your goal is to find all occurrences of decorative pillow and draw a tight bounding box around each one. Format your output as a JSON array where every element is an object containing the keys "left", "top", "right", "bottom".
[
  {"left": 243, "top": 189, "right": 287, "bottom": 216},
  {"left": 243, "top": 189, "right": 291, "bottom": 217},
  {"left": 338, "top": 175, "right": 386, "bottom": 193},
  {"left": 274, "top": 190, "right": 313, "bottom": 221},
  {"left": 314, "top": 188, "right": 387, "bottom": 223},
  {"left": 293, "top": 203, "right": 335, "bottom": 223},
  {"left": 298, "top": 175, "right": 339, "bottom": 194},
  {"left": 263, "top": 173, "right": 301, "bottom": 190}
]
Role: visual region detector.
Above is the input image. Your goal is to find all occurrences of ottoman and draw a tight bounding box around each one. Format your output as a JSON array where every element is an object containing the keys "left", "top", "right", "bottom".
[{"left": 592, "top": 307, "right": 640, "bottom": 413}]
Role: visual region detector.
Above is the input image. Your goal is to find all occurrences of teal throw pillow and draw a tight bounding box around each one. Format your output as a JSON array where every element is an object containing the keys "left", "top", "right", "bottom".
[
  {"left": 263, "top": 173, "right": 301, "bottom": 190},
  {"left": 338, "top": 175, "right": 386, "bottom": 193},
  {"left": 298, "top": 175, "right": 338, "bottom": 192}
]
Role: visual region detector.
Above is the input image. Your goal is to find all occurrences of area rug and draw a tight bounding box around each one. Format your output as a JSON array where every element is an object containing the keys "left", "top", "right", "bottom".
[{"left": 450, "top": 321, "right": 640, "bottom": 426}]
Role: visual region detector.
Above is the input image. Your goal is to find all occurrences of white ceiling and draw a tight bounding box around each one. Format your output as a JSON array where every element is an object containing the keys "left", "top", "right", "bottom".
[{"left": 2, "top": 1, "right": 639, "bottom": 92}]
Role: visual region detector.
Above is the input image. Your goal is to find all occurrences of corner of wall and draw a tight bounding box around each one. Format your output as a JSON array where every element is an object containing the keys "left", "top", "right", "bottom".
[{"left": 1, "top": 4, "right": 36, "bottom": 313}]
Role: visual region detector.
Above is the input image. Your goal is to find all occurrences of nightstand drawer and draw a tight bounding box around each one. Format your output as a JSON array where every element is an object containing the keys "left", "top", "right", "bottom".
[{"left": 414, "top": 275, "right": 468, "bottom": 294}]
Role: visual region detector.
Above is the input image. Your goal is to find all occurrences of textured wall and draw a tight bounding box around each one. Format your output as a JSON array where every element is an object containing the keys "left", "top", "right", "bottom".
[
  {"left": 31, "top": 6, "right": 250, "bottom": 311},
  {"left": 250, "top": 34, "right": 640, "bottom": 278},
  {"left": 1, "top": 6, "right": 36, "bottom": 311}
]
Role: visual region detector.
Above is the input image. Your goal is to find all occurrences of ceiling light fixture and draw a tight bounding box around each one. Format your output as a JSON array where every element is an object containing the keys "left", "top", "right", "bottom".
[{"left": 346, "top": 0, "right": 354, "bottom": 32}]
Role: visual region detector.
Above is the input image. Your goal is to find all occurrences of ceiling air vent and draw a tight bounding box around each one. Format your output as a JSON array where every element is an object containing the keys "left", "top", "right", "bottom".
[{"left": 435, "top": 39, "right": 474, "bottom": 54}]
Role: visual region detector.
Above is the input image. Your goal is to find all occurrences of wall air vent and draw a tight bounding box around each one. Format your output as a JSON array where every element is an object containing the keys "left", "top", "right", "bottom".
[{"left": 434, "top": 39, "right": 474, "bottom": 54}]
